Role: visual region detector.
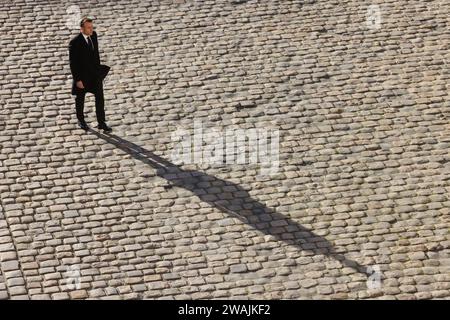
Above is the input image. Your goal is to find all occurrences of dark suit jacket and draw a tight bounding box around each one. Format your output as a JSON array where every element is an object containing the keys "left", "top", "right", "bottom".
[{"left": 69, "top": 31, "right": 102, "bottom": 95}]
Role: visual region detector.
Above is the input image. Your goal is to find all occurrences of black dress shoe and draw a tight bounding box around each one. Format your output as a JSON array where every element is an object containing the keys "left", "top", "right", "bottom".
[
  {"left": 97, "top": 122, "right": 112, "bottom": 132},
  {"left": 78, "top": 121, "right": 89, "bottom": 130}
]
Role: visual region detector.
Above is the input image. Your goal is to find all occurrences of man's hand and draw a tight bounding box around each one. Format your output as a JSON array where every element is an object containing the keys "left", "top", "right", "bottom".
[{"left": 76, "top": 80, "right": 84, "bottom": 89}]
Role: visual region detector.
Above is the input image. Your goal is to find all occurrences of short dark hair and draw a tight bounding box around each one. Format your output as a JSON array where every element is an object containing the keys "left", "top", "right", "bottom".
[{"left": 80, "top": 17, "right": 93, "bottom": 27}]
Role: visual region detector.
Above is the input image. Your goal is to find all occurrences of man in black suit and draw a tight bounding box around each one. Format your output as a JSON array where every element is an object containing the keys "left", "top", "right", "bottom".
[{"left": 69, "top": 17, "right": 111, "bottom": 132}]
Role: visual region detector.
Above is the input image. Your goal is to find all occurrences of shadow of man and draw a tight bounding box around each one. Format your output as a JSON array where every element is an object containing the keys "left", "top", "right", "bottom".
[{"left": 89, "top": 129, "right": 369, "bottom": 276}]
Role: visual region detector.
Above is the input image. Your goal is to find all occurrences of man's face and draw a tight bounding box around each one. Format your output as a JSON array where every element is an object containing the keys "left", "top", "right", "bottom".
[{"left": 81, "top": 22, "right": 94, "bottom": 36}]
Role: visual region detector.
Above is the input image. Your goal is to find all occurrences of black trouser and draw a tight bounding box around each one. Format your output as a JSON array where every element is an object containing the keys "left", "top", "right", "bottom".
[{"left": 75, "top": 82, "right": 105, "bottom": 124}]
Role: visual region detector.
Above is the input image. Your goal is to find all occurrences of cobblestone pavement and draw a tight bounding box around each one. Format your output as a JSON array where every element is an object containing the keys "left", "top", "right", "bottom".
[{"left": 0, "top": 0, "right": 449, "bottom": 300}]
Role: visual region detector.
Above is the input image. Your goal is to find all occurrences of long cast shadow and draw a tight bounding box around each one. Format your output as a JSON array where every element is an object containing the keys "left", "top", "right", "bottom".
[{"left": 88, "top": 129, "right": 369, "bottom": 276}]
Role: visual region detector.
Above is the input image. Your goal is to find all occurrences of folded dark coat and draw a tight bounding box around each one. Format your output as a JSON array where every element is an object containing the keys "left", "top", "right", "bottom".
[{"left": 98, "top": 64, "right": 110, "bottom": 80}]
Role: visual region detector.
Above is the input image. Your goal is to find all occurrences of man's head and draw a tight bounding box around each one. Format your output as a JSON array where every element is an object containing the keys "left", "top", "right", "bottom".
[{"left": 80, "top": 17, "right": 94, "bottom": 36}]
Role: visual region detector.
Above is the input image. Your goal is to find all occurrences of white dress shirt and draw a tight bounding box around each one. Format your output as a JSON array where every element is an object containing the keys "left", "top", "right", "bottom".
[{"left": 81, "top": 33, "right": 93, "bottom": 48}]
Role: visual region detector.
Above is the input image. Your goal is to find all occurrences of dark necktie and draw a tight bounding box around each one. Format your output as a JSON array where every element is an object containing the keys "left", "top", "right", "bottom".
[{"left": 87, "top": 36, "right": 94, "bottom": 51}]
